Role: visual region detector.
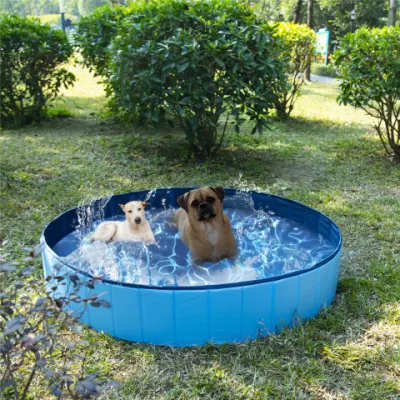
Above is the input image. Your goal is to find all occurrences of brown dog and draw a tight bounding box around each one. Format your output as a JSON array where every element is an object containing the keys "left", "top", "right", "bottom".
[{"left": 174, "top": 187, "right": 238, "bottom": 264}]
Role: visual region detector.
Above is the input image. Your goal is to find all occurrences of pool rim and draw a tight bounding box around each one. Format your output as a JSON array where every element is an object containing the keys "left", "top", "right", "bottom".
[{"left": 41, "top": 187, "right": 342, "bottom": 291}]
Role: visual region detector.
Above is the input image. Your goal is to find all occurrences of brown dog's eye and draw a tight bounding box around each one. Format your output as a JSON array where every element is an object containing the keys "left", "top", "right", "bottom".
[
  {"left": 206, "top": 196, "right": 215, "bottom": 203},
  {"left": 138, "top": 208, "right": 142, "bottom": 211},
  {"left": 128, "top": 210, "right": 133, "bottom": 213},
  {"left": 191, "top": 200, "right": 199, "bottom": 207}
]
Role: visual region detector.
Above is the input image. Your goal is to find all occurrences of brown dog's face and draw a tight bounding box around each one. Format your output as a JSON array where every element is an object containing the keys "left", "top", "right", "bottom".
[{"left": 177, "top": 187, "right": 225, "bottom": 222}]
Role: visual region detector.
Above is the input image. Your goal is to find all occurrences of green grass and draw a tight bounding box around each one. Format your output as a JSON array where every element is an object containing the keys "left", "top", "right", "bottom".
[
  {"left": 311, "top": 63, "right": 338, "bottom": 78},
  {"left": 1, "top": 65, "right": 399, "bottom": 400}
]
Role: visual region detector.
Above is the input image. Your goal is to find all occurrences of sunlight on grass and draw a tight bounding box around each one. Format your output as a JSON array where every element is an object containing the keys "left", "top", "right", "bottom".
[
  {"left": 294, "top": 82, "right": 372, "bottom": 128},
  {"left": 24, "top": 136, "right": 43, "bottom": 143},
  {"left": 52, "top": 63, "right": 108, "bottom": 116}
]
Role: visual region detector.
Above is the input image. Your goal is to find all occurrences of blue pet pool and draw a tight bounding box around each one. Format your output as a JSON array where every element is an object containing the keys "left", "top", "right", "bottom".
[{"left": 41, "top": 188, "right": 342, "bottom": 346}]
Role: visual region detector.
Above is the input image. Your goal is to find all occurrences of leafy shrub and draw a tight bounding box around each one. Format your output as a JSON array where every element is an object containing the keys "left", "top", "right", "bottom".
[
  {"left": 107, "top": 0, "right": 284, "bottom": 155},
  {"left": 74, "top": 4, "right": 133, "bottom": 77},
  {"left": 334, "top": 27, "right": 400, "bottom": 160},
  {"left": 0, "top": 241, "right": 119, "bottom": 399},
  {"left": 0, "top": 15, "right": 75, "bottom": 127},
  {"left": 273, "top": 22, "right": 316, "bottom": 119}
]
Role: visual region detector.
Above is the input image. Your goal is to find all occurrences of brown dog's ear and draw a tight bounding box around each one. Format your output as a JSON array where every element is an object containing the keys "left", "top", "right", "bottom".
[
  {"left": 210, "top": 186, "right": 225, "bottom": 203},
  {"left": 119, "top": 203, "right": 125, "bottom": 211},
  {"left": 177, "top": 192, "right": 189, "bottom": 213},
  {"left": 142, "top": 202, "right": 149, "bottom": 207}
]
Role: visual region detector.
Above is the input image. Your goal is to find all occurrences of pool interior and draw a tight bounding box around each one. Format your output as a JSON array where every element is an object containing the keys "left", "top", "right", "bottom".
[{"left": 51, "top": 191, "right": 337, "bottom": 288}]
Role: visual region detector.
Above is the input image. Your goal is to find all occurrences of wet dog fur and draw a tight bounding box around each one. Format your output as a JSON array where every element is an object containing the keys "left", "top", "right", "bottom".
[
  {"left": 174, "top": 187, "right": 238, "bottom": 264},
  {"left": 90, "top": 201, "right": 155, "bottom": 243}
]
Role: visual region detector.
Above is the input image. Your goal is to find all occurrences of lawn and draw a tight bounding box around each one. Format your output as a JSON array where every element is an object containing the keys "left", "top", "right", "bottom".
[{"left": 1, "top": 64, "right": 399, "bottom": 400}]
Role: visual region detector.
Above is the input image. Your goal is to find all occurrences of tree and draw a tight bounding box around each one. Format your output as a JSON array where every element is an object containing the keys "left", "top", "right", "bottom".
[
  {"left": 0, "top": 0, "right": 30, "bottom": 16},
  {"left": 304, "top": 0, "right": 313, "bottom": 80},
  {"left": 253, "top": 0, "right": 284, "bottom": 21},
  {"left": 388, "top": 0, "right": 398, "bottom": 25},
  {"left": 318, "top": 0, "right": 389, "bottom": 37},
  {"left": 252, "top": 0, "right": 390, "bottom": 44},
  {"left": 293, "top": 0, "right": 303, "bottom": 23},
  {"left": 77, "top": 0, "right": 108, "bottom": 16},
  {"left": 0, "top": 0, "right": 79, "bottom": 17}
]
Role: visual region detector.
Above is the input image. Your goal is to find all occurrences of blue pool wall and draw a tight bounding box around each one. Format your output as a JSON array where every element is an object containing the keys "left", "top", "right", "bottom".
[{"left": 41, "top": 188, "right": 342, "bottom": 346}]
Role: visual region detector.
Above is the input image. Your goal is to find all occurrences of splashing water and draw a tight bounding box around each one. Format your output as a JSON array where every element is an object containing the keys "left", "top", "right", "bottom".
[
  {"left": 75, "top": 194, "right": 113, "bottom": 241},
  {"left": 54, "top": 191, "right": 336, "bottom": 288}
]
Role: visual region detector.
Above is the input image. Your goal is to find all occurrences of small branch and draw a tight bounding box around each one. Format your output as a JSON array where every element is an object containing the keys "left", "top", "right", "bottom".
[
  {"left": 212, "top": 112, "right": 230, "bottom": 155},
  {"left": 21, "top": 367, "right": 37, "bottom": 400}
]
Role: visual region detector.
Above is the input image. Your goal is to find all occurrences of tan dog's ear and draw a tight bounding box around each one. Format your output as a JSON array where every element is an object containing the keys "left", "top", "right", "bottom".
[
  {"left": 210, "top": 186, "right": 225, "bottom": 203},
  {"left": 142, "top": 202, "right": 149, "bottom": 207},
  {"left": 177, "top": 192, "right": 189, "bottom": 213},
  {"left": 119, "top": 203, "right": 125, "bottom": 211}
]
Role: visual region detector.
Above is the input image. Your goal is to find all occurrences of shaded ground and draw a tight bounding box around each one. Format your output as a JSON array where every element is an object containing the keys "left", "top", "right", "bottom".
[{"left": 1, "top": 65, "right": 399, "bottom": 400}]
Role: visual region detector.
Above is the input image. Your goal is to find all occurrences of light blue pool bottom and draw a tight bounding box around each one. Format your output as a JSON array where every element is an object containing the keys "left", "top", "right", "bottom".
[{"left": 41, "top": 188, "right": 342, "bottom": 346}]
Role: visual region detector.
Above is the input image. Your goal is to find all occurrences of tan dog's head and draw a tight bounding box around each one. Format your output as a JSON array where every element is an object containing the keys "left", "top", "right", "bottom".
[
  {"left": 177, "top": 187, "right": 225, "bottom": 222},
  {"left": 119, "top": 201, "right": 149, "bottom": 225}
]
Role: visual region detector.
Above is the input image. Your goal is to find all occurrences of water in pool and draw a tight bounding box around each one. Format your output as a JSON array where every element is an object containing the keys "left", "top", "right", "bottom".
[{"left": 54, "top": 192, "right": 336, "bottom": 287}]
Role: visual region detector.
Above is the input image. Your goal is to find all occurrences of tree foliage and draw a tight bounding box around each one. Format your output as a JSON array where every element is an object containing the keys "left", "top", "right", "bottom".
[
  {"left": 253, "top": 0, "right": 390, "bottom": 44},
  {"left": 0, "top": 15, "right": 75, "bottom": 127},
  {"left": 77, "top": 0, "right": 109, "bottom": 17},
  {"left": 273, "top": 22, "right": 316, "bottom": 118},
  {"left": 0, "top": 0, "right": 79, "bottom": 17},
  {"left": 334, "top": 26, "right": 400, "bottom": 160},
  {"left": 74, "top": 4, "right": 134, "bottom": 77},
  {"left": 107, "top": 0, "right": 284, "bottom": 155}
]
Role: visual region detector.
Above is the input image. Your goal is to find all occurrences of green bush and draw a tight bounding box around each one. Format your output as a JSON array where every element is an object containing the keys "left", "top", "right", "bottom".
[
  {"left": 0, "top": 15, "right": 75, "bottom": 127},
  {"left": 74, "top": 4, "right": 133, "bottom": 77},
  {"left": 273, "top": 22, "right": 316, "bottom": 119},
  {"left": 107, "top": 0, "right": 284, "bottom": 155},
  {"left": 334, "top": 27, "right": 400, "bottom": 160}
]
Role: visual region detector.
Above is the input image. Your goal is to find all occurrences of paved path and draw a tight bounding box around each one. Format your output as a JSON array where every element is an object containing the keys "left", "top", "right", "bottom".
[{"left": 310, "top": 74, "right": 341, "bottom": 85}]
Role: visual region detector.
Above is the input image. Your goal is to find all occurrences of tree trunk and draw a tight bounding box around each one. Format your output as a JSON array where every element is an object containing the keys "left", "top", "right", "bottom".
[
  {"left": 389, "top": 0, "right": 398, "bottom": 26},
  {"left": 305, "top": 0, "right": 313, "bottom": 81},
  {"left": 293, "top": 0, "right": 303, "bottom": 23}
]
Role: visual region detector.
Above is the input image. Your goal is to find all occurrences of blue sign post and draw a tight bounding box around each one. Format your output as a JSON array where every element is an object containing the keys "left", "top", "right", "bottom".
[{"left": 315, "top": 28, "right": 330, "bottom": 65}]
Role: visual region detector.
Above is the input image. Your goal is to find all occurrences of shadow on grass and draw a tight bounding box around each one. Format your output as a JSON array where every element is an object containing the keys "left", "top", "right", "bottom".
[{"left": 6, "top": 111, "right": 389, "bottom": 193}]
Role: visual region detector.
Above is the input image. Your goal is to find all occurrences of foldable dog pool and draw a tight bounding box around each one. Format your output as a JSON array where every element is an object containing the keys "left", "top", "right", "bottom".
[{"left": 41, "top": 188, "right": 342, "bottom": 347}]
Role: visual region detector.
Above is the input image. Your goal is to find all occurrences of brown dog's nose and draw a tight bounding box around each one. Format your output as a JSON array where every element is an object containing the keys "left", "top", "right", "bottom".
[
  {"left": 199, "top": 202, "right": 208, "bottom": 210},
  {"left": 134, "top": 217, "right": 141, "bottom": 224}
]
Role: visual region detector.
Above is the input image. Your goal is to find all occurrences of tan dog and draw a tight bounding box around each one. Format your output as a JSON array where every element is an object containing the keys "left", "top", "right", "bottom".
[
  {"left": 174, "top": 187, "right": 238, "bottom": 264},
  {"left": 90, "top": 201, "right": 155, "bottom": 243}
]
